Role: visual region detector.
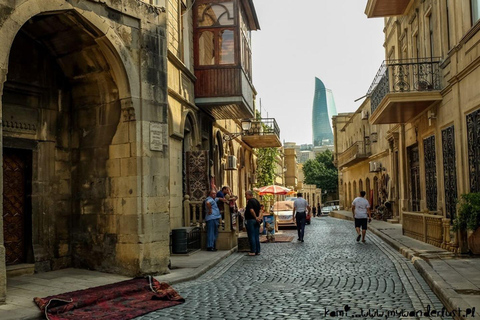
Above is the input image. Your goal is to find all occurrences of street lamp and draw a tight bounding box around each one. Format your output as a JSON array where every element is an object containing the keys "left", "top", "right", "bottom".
[{"left": 223, "top": 119, "right": 252, "bottom": 141}]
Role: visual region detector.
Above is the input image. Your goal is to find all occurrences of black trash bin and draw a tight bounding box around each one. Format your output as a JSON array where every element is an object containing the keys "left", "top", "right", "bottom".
[{"left": 171, "top": 228, "right": 188, "bottom": 254}]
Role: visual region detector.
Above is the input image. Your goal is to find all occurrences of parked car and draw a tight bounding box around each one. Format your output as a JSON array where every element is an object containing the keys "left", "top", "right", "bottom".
[
  {"left": 273, "top": 201, "right": 295, "bottom": 228},
  {"left": 305, "top": 210, "right": 311, "bottom": 224},
  {"left": 321, "top": 200, "right": 340, "bottom": 215}
]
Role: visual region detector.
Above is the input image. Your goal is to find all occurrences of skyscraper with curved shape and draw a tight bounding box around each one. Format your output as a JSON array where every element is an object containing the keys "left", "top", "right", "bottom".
[{"left": 312, "top": 77, "right": 337, "bottom": 146}]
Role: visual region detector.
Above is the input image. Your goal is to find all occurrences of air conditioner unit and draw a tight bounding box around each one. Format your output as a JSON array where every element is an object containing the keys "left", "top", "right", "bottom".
[
  {"left": 361, "top": 110, "right": 369, "bottom": 120},
  {"left": 370, "top": 132, "right": 378, "bottom": 143},
  {"left": 369, "top": 161, "right": 382, "bottom": 172},
  {"left": 225, "top": 155, "right": 237, "bottom": 170}
]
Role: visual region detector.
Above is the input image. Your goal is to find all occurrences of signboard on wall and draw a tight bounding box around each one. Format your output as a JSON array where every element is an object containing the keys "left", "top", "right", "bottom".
[{"left": 150, "top": 122, "right": 168, "bottom": 151}]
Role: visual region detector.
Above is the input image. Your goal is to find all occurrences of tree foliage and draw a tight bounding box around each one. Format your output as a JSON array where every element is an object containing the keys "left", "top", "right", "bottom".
[
  {"left": 303, "top": 150, "right": 338, "bottom": 195},
  {"left": 256, "top": 147, "right": 279, "bottom": 187}
]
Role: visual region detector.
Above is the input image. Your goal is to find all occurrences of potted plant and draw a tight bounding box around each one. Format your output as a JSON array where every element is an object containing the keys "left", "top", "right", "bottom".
[{"left": 452, "top": 193, "right": 480, "bottom": 254}]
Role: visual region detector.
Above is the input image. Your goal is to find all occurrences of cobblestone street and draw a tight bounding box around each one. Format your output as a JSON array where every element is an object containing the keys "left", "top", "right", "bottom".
[{"left": 139, "top": 217, "right": 451, "bottom": 320}]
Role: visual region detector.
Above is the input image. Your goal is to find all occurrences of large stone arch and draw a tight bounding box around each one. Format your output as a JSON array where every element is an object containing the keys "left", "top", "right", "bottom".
[{"left": 0, "top": 2, "right": 138, "bottom": 101}]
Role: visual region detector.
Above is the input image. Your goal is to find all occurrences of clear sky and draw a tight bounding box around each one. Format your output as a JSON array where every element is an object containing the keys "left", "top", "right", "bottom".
[{"left": 251, "top": 0, "right": 386, "bottom": 145}]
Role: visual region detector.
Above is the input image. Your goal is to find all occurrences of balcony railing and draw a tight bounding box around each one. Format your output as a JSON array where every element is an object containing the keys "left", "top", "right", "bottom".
[
  {"left": 337, "top": 141, "right": 370, "bottom": 168},
  {"left": 402, "top": 211, "right": 456, "bottom": 251},
  {"left": 242, "top": 118, "right": 281, "bottom": 148},
  {"left": 368, "top": 58, "right": 442, "bottom": 115}
]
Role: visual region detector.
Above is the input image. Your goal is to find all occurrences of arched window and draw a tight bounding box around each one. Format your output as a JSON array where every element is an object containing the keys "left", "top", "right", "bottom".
[
  {"left": 196, "top": 2, "right": 236, "bottom": 66},
  {"left": 198, "top": 3, "right": 234, "bottom": 26}
]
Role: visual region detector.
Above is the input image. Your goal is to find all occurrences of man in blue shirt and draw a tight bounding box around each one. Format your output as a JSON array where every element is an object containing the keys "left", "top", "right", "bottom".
[{"left": 205, "top": 190, "right": 222, "bottom": 251}]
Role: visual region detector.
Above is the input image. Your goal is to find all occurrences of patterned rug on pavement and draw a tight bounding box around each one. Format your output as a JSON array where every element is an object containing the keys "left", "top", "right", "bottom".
[
  {"left": 33, "top": 276, "right": 184, "bottom": 320},
  {"left": 260, "top": 235, "right": 294, "bottom": 243}
]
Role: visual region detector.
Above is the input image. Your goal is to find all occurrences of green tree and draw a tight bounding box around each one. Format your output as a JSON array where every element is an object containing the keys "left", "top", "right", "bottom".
[
  {"left": 303, "top": 150, "right": 338, "bottom": 199},
  {"left": 256, "top": 147, "right": 279, "bottom": 187}
]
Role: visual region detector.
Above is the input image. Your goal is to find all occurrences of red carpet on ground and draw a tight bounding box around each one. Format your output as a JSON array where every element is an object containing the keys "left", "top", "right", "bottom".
[
  {"left": 33, "top": 276, "right": 185, "bottom": 320},
  {"left": 260, "top": 235, "right": 294, "bottom": 243}
]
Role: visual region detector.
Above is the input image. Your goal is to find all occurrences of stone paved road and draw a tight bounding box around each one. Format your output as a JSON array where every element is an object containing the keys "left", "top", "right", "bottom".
[{"left": 138, "top": 217, "right": 452, "bottom": 320}]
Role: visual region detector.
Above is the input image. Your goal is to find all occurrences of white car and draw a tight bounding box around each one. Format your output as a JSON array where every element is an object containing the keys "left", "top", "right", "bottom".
[
  {"left": 321, "top": 200, "right": 340, "bottom": 215},
  {"left": 273, "top": 201, "right": 296, "bottom": 228}
]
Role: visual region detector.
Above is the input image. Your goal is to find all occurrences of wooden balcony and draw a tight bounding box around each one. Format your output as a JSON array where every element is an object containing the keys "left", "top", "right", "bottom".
[
  {"left": 368, "top": 59, "right": 443, "bottom": 125},
  {"left": 365, "top": 0, "right": 413, "bottom": 18},
  {"left": 193, "top": 0, "right": 260, "bottom": 120},
  {"left": 194, "top": 68, "right": 255, "bottom": 119},
  {"left": 337, "top": 141, "right": 371, "bottom": 168},
  {"left": 242, "top": 118, "right": 281, "bottom": 148}
]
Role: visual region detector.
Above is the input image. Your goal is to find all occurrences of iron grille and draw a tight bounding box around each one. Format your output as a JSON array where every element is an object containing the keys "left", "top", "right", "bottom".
[
  {"left": 424, "top": 135, "right": 437, "bottom": 211},
  {"left": 467, "top": 110, "right": 480, "bottom": 192},
  {"left": 442, "top": 126, "right": 457, "bottom": 220}
]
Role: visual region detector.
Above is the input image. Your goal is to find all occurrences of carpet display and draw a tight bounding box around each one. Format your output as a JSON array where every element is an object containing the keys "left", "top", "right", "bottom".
[
  {"left": 33, "top": 276, "right": 185, "bottom": 320},
  {"left": 260, "top": 235, "right": 294, "bottom": 243}
]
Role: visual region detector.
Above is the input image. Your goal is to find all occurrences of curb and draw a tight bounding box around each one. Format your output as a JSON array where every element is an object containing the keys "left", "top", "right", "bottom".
[
  {"left": 156, "top": 247, "right": 237, "bottom": 285},
  {"left": 329, "top": 212, "right": 470, "bottom": 320}
]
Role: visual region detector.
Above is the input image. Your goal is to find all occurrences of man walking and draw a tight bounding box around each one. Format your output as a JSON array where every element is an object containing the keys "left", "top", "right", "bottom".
[
  {"left": 245, "top": 190, "right": 262, "bottom": 256},
  {"left": 352, "top": 191, "right": 371, "bottom": 243},
  {"left": 205, "top": 190, "right": 222, "bottom": 251},
  {"left": 293, "top": 192, "right": 310, "bottom": 242}
]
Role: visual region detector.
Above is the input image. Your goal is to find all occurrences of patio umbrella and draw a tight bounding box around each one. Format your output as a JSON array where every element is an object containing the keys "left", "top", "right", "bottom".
[{"left": 257, "top": 185, "right": 291, "bottom": 195}]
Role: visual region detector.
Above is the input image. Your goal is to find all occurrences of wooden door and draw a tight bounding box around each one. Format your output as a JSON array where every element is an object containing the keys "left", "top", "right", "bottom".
[{"left": 3, "top": 148, "right": 29, "bottom": 265}]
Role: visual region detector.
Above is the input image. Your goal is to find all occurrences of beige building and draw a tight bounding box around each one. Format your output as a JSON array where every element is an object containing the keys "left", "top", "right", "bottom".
[
  {"left": 274, "top": 148, "right": 285, "bottom": 186},
  {"left": 333, "top": 102, "right": 394, "bottom": 216},
  {"left": 300, "top": 184, "right": 322, "bottom": 210},
  {"left": 348, "top": 0, "right": 480, "bottom": 252},
  {"left": 284, "top": 142, "right": 299, "bottom": 190}
]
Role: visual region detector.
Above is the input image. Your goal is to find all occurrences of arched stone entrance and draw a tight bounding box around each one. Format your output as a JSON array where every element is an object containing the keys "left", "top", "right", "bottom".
[{"left": 1, "top": 7, "right": 130, "bottom": 273}]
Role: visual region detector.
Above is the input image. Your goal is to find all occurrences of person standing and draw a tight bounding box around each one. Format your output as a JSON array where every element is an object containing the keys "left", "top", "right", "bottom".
[
  {"left": 205, "top": 190, "right": 222, "bottom": 251},
  {"left": 245, "top": 190, "right": 262, "bottom": 256},
  {"left": 352, "top": 190, "right": 371, "bottom": 243},
  {"left": 312, "top": 206, "right": 317, "bottom": 217},
  {"left": 293, "top": 193, "right": 310, "bottom": 242}
]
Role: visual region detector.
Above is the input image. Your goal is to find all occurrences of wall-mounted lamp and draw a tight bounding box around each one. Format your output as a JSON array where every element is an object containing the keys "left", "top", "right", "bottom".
[{"left": 223, "top": 119, "right": 252, "bottom": 141}]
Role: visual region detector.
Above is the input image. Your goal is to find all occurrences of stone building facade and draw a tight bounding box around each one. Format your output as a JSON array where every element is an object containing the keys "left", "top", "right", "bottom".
[
  {"left": 354, "top": 0, "right": 480, "bottom": 252},
  {"left": 0, "top": 0, "right": 171, "bottom": 302},
  {"left": 333, "top": 101, "right": 394, "bottom": 217}
]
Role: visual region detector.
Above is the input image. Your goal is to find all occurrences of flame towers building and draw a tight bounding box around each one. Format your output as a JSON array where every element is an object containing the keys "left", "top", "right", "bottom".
[{"left": 312, "top": 77, "right": 337, "bottom": 146}]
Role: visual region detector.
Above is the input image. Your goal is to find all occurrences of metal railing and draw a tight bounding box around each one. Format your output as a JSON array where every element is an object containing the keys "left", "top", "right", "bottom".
[
  {"left": 367, "top": 58, "right": 442, "bottom": 114},
  {"left": 245, "top": 118, "right": 280, "bottom": 137}
]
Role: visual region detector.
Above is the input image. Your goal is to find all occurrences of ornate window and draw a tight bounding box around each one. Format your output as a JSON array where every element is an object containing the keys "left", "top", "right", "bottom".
[
  {"left": 196, "top": 2, "right": 236, "bottom": 66},
  {"left": 442, "top": 126, "right": 457, "bottom": 220},
  {"left": 467, "top": 109, "right": 480, "bottom": 192},
  {"left": 198, "top": 3, "right": 234, "bottom": 26},
  {"left": 424, "top": 136, "right": 437, "bottom": 211}
]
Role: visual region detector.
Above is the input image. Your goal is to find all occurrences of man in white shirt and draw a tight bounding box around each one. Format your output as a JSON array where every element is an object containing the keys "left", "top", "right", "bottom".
[
  {"left": 352, "top": 191, "right": 371, "bottom": 243},
  {"left": 293, "top": 193, "right": 311, "bottom": 242}
]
